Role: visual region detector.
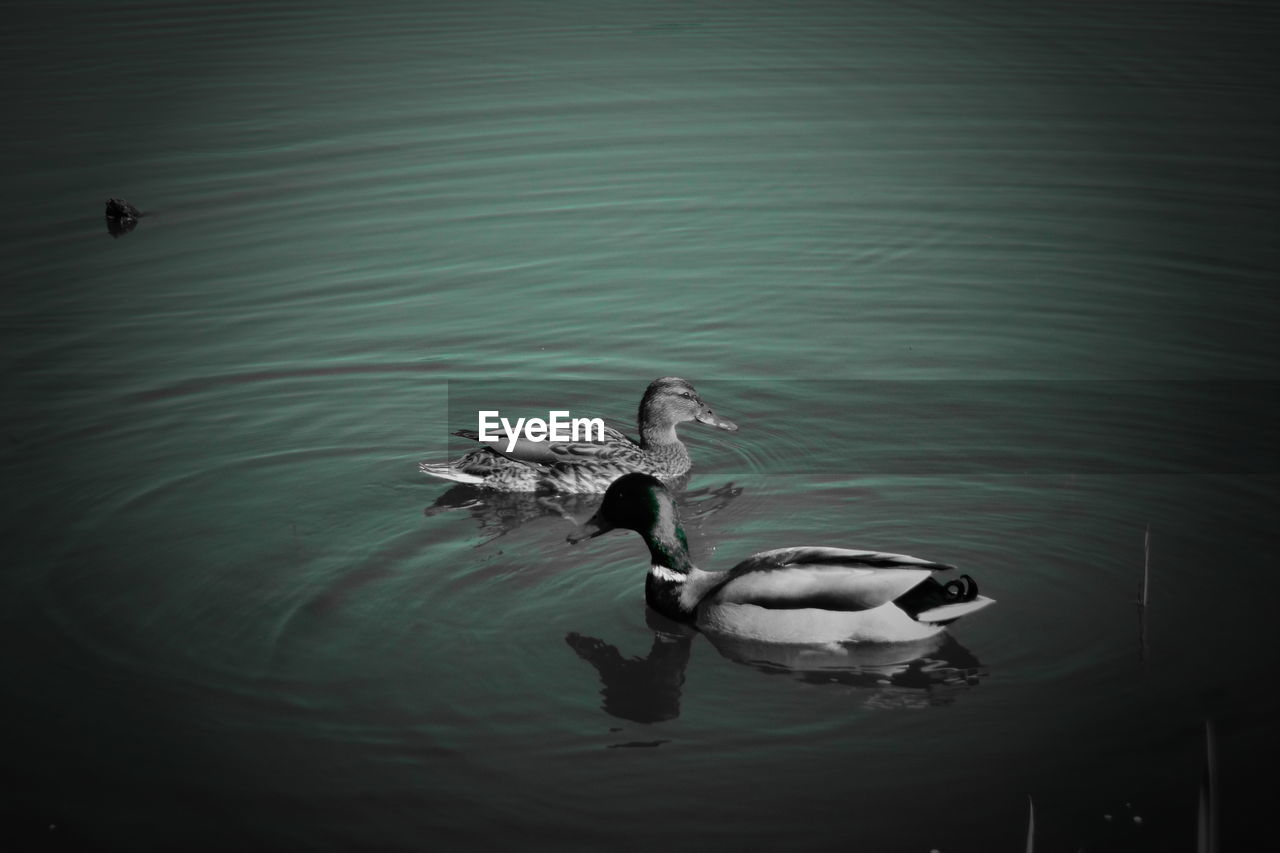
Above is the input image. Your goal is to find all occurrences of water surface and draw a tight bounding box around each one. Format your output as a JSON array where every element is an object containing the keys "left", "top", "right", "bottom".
[{"left": 4, "top": 1, "right": 1278, "bottom": 850}]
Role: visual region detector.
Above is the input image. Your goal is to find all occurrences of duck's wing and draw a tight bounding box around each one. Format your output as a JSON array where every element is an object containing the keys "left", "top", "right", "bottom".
[
  {"left": 731, "top": 547, "right": 956, "bottom": 573},
  {"left": 706, "top": 547, "right": 952, "bottom": 612},
  {"left": 452, "top": 426, "right": 635, "bottom": 466}
]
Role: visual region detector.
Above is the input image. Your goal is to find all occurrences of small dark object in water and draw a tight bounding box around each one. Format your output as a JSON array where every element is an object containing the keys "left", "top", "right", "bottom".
[
  {"left": 106, "top": 215, "right": 139, "bottom": 237},
  {"left": 105, "top": 197, "right": 140, "bottom": 219},
  {"left": 104, "top": 197, "right": 142, "bottom": 237}
]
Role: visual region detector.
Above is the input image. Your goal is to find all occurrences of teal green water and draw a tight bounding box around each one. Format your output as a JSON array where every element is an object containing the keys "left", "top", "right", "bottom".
[{"left": 4, "top": 1, "right": 1278, "bottom": 850}]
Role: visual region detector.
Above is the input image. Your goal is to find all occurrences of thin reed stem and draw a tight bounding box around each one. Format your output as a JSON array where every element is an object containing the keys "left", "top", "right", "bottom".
[
  {"left": 1198, "top": 719, "right": 1218, "bottom": 853},
  {"left": 1025, "top": 794, "right": 1035, "bottom": 853},
  {"left": 1141, "top": 525, "right": 1150, "bottom": 607}
]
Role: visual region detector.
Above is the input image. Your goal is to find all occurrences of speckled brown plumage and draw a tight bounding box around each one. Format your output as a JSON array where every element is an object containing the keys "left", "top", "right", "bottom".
[{"left": 418, "top": 378, "right": 737, "bottom": 493}]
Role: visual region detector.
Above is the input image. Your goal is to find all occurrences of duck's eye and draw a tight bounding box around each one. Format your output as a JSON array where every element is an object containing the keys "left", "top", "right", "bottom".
[{"left": 680, "top": 392, "right": 695, "bottom": 399}]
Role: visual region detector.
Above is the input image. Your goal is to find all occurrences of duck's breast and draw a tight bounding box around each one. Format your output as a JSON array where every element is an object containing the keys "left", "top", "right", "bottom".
[{"left": 696, "top": 601, "right": 944, "bottom": 644}]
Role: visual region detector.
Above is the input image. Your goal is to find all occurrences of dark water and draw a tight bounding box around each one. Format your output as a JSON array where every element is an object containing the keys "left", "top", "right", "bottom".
[{"left": 4, "top": 1, "right": 1278, "bottom": 850}]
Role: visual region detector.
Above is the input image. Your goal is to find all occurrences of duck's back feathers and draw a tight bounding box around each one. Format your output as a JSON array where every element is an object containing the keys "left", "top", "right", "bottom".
[
  {"left": 434, "top": 427, "right": 689, "bottom": 493},
  {"left": 452, "top": 426, "right": 635, "bottom": 465},
  {"left": 725, "top": 547, "right": 957, "bottom": 575},
  {"left": 420, "top": 440, "right": 675, "bottom": 493}
]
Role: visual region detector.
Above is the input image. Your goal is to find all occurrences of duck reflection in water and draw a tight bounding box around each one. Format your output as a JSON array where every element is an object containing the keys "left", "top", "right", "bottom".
[
  {"left": 566, "top": 610, "right": 696, "bottom": 724},
  {"left": 567, "top": 612, "right": 985, "bottom": 724},
  {"left": 425, "top": 475, "right": 743, "bottom": 546},
  {"left": 708, "top": 631, "right": 985, "bottom": 706}
]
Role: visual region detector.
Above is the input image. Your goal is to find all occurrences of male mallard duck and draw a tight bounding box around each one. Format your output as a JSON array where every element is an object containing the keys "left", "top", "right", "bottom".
[
  {"left": 418, "top": 377, "right": 737, "bottom": 493},
  {"left": 568, "top": 473, "right": 994, "bottom": 643}
]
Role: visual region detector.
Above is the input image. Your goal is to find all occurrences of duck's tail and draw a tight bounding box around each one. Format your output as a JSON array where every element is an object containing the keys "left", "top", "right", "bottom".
[
  {"left": 418, "top": 461, "right": 486, "bottom": 485},
  {"left": 896, "top": 574, "right": 996, "bottom": 624}
]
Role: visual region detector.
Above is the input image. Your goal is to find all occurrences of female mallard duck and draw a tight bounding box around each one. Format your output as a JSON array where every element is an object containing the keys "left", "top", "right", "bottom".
[
  {"left": 418, "top": 378, "right": 737, "bottom": 493},
  {"left": 568, "top": 473, "right": 995, "bottom": 643}
]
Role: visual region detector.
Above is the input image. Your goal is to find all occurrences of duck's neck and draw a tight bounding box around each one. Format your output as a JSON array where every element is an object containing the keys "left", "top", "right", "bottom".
[
  {"left": 638, "top": 418, "right": 680, "bottom": 449},
  {"left": 641, "top": 520, "right": 694, "bottom": 575},
  {"left": 640, "top": 511, "right": 698, "bottom": 621}
]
